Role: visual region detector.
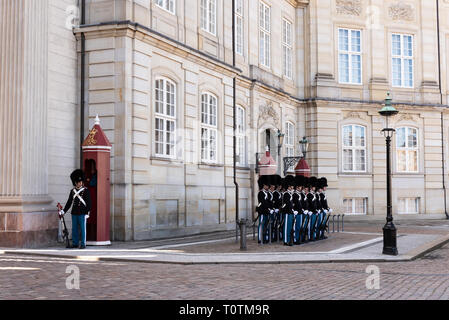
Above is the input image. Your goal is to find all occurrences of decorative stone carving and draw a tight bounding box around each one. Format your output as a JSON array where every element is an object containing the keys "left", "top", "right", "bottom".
[
  {"left": 336, "top": 0, "right": 362, "bottom": 16},
  {"left": 344, "top": 111, "right": 364, "bottom": 120},
  {"left": 258, "top": 102, "right": 280, "bottom": 127},
  {"left": 389, "top": 2, "right": 414, "bottom": 21},
  {"left": 397, "top": 113, "right": 418, "bottom": 122}
]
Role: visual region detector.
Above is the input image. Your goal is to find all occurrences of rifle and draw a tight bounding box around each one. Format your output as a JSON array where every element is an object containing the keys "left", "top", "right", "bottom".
[
  {"left": 299, "top": 212, "right": 309, "bottom": 243},
  {"left": 288, "top": 211, "right": 296, "bottom": 246},
  {"left": 57, "top": 203, "right": 71, "bottom": 248},
  {"left": 318, "top": 213, "right": 331, "bottom": 239}
]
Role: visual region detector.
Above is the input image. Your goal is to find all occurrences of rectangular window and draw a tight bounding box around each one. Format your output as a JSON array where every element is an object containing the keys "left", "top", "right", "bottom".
[
  {"left": 155, "top": 0, "right": 175, "bottom": 14},
  {"left": 236, "top": 106, "right": 246, "bottom": 166},
  {"left": 343, "top": 198, "right": 367, "bottom": 215},
  {"left": 282, "top": 19, "right": 293, "bottom": 79},
  {"left": 398, "top": 197, "right": 419, "bottom": 214},
  {"left": 392, "top": 34, "right": 413, "bottom": 88},
  {"left": 342, "top": 125, "right": 366, "bottom": 172},
  {"left": 201, "top": 93, "right": 218, "bottom": 162},
  {"left": 259, "top": 1, "right": 271, "bottom": 68},
  {"left": 201, "top": 0, "right": 216, "bottom": 35},
  {"left": 235, "top": 0, "right": 243, "bottom": 55},
  {"left": 396, "top": 127, "right": 418, "bottom": 172},
  {"left": 155, "top": 78, "right": 176, "bottom": 158},
  {"left": 338, "top": 28, "right": 362, "bottom": 84}
]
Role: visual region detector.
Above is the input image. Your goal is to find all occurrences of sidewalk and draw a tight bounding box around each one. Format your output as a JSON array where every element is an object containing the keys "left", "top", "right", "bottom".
[{"left": 2, "top": 220, "right": 449, "bottom": 265}]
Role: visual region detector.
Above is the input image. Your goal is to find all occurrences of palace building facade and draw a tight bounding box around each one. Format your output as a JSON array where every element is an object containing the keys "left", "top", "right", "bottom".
[{"left": 1, "top": 0, "right": 449, "bottom": 247}]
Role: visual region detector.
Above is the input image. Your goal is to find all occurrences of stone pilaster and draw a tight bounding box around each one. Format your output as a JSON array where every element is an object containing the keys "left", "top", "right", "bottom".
[{"left": 0, "top": 0, "right": 56, "bottom": 247}]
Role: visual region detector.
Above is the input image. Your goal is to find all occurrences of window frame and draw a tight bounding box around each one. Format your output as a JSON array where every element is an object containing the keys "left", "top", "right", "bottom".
[
  {"left": 397, "top": 197, "right": 419, "bottom": 214},
  {"left": 259, "top": 1, "right": 271, "bottom": 68},
  {"left": 235, "top": 0, "right": 244, "bottom": 56},
  {"left": 155, "top": 0, "right": 175, "bottom": 15},
  {"left": 282, "top": 18, "right": 293, "bottom": 79},
  {"left": 338, "top": 28, "right": 362, "bottom": 85},
  {"left": 154, "top": 77, "right": 177, "bottom": 159},
  {"left": 236, "top": 105, "right": 246, "bottom": 166},
  {"left": 343, "top": 198, "right": 367, "bottom": 215},
  {"left": 200, "top": 0, "right": 217, "bottom": 36},
  {"left": 391, "top": 33, "right": 414, "bottom": 88},
  {"left": 342, "top": 124, "right": 367, "bottom": 173},
  {"left": 396, "top": 126, "right": 419, "bottom": 173},
  {"left": 201, "top": 92, "right": 218, "bottom": 163}
]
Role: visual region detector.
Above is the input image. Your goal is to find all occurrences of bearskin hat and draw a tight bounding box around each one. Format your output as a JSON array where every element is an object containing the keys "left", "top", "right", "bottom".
[
  {"left": 295, "top": 175, "right": 305, "bottom": 187},
  {"left": 320, "top": 177, "right": 328, "bottom": 187},
  {"left": 283, "top": 175, "right": 296, "bottom": 189},
  {"left": 70, "top": 169, "right": 85, "bottom": 186},
  {"left": 273, "top": 175, "right": 282, "bottom": 187},
  {"left": 257, "top": 175, "right": 271, "bottom": 189},
  {"left": 309, "top": 176, "right": 318, "bottom": 188}
]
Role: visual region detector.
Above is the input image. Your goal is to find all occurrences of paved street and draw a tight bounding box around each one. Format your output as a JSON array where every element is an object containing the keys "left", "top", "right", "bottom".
[{"left": 1, "top": 241, "right": 449, "bottom": 300}]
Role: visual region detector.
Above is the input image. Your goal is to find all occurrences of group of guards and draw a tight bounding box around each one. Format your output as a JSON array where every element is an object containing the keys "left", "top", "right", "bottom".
[{"left": 256, "top": 175, "right": 333, "bottom": 246}]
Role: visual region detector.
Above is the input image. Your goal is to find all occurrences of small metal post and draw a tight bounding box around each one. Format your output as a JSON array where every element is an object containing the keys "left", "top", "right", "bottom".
[
  {"left": 238, "top": 219, "right": 248, "bottom": 251},
  {"left": 342, "top": 214, "right": 345, "bottom": 232},
  {"left": 332, "top": 215, "right": 335, "bottom": 233},
  {"left": 337, "top": 215, "right": 341, "bottom": 232}
]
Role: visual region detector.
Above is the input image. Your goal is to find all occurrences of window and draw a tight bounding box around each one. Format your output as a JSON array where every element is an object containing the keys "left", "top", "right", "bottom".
[
  {"left": 154, "top": 78, "right": 176, "bottom": 158},
  {"left": 282, "top": 19, "right": 293, "bottom": 79},
  {"left": 392, "top": 34, "right": 413, "bottom": 87},
  {"left": 342, "top": 125, "right": 366, "bottom": 172},
  {"left": 259, "top": 1, "right": 271, "bottom": 68},
  {"left": 155, "top": 0, "right": 175, "bottom": 14},
  {"left": 343, "top": 198, "right": 367, "bottom": 215},
  {"left": 338, "top": 28, "right": 362, "bottom": 84},
  {"left": 235, "top": 0, "right": 243, "bottom": 55},
  {"left": 201, "top": 93, "right": 218, "bottom": 162},
  {"left": 236, "top": 106, "right": 246, "bottom": 165},
  {"left": 398, "top": 197, "right": 419, "bottom": 214},
  {"left": 285, "top": 122, "right": 295, "bottom": 157},
  {"left": 201, "top": 0, "right": 216, "bottom": 35},
  {"left": 396, "top": 127, "right": 418, "bottom": 172}
]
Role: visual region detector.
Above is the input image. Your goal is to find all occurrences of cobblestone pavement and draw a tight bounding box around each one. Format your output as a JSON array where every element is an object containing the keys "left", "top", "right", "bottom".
[{"left": 1, "top": 242, "right": 449, "bottom": 300}]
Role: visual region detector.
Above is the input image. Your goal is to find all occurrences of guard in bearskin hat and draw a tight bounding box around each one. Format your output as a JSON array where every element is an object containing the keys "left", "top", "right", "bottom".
[
  {"left": 271, "top": 175, "right": 283, "bottom": 242},
  {"left": 60, "top": 169, "right": 92, "bottom": 249},
  {"left": 256, "top": 175, "right": 272, "bottom": 244},
  {"left": 307, "top": 177, "right": 319, "bottom": 241},
  {"left": 292, "top": 175, "right": 304, "bottom": 244},
  {"left": 281, "top": 175, "right": 295, "bottom": 245},
  {"left": 316, "top": 177, "right": 332, "bottom": 239}
]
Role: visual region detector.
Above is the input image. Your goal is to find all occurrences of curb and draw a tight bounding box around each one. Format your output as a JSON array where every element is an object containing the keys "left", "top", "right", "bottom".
[{"left": 2, "top": 234, "right": 449, "bottom": 265}]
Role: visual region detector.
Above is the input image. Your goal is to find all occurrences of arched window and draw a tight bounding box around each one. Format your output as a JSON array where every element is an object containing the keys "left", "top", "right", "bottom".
[
  {"left": 201, "top": 92, "right": 218, "bottom": 162},
  {"left": 236, "top": 105, "right": 246, "bottom": 166},
  {"left": 285, "top": 122, "right": 295, "bottom": 157},
  {"left": 342, "top": 124, "right": 366, "bottom": 172},
  {"left": 154, "top": 78, "right": 176, "bottom": 158},
  {"left": 396, "top": 127, "right": 418, "bottom": 172}
]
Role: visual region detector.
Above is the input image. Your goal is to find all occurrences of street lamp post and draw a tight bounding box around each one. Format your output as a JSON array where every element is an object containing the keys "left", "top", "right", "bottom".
[
  {"left": 379, "top": 92, "right": 399, "bottom": 256},
  {"left": 299, "top": 136, "right": 309, "bottom": 159},
  {"left": 277, "top": 130, "right": 285, "bottom": 175}
]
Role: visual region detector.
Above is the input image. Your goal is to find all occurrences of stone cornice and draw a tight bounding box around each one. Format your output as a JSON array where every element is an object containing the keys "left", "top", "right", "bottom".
[{"left": 74, "top": 21, "right": 241, "bottom": 78}]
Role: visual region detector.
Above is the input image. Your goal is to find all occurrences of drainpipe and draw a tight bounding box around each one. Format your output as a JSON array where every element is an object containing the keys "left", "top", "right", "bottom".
[
  {"left": 436, "top": 0, "right": 449, "bottom": 219},
  {"left": 80, "top": 0, "right": 86, "bottom": 169},
  {"left": 232, "top": 0, "right": 241, "bottom": 241}
]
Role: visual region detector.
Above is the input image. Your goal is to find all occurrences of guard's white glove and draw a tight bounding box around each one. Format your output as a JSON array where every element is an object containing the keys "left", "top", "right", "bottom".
[
  {"left": 270, "top": 209, "right": 274, "bottom": 214},
  {"left": 294, "top": 211, "right": 298, "bottom": 216},
  {"left": 58, "top": 210, "right": 65, "bottom": 217},
  {"left": 275, "top": 209, "right": 279, "bottom": 213},
  {"left": 324, "top": 209, "right": 328, "bottom": 214}
]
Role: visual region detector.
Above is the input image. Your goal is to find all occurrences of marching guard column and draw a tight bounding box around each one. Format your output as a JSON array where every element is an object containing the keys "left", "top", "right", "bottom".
[{"left": 82, "top": 115, "right": 112, "bottom": 245}]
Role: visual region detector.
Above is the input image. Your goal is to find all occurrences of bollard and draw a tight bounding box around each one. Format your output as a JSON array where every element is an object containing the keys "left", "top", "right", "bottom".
[
  {"left": 332, "top": 215, "right": 335, "bottom": 233},
  {"left": 342, "top": 214, "right": 345, "bottom": 232},
  {"left": 337, "top": 215, "right": 341, "bottom": 232},
  {"left": 238, "top": 218, "right": 248, "bottom": 251}
]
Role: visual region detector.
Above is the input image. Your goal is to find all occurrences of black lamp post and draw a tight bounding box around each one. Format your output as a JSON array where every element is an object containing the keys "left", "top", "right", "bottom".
[
  {"left": 378, "top": 92, "right": 399, "bottom": 256},
  {"left": 299, "top": 136, "right": 309, "bottom": 159},
  {"left": 277, "top": 130, "right": 285, "bottom": 175}
]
